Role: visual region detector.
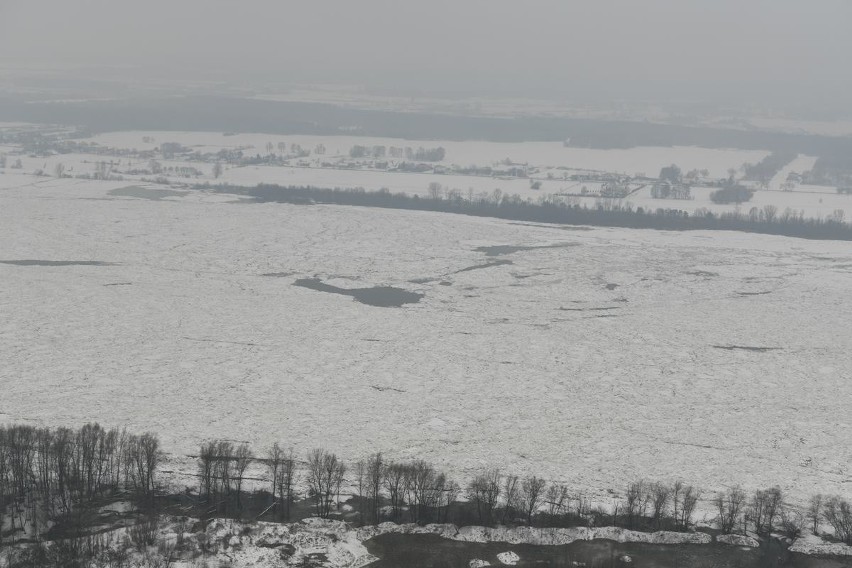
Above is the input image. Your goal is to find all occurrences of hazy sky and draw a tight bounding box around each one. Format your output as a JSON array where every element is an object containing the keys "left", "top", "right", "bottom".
[{"left": 1, "top": 0, "right": 850, "bottom": 103}]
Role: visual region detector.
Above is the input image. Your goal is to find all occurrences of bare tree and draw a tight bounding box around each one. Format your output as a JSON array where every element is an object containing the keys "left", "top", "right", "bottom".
[
  {"left": 366, "top": 453, "right": 383, "bottom": 524},
  {"left": 780, "top": 507, "right": 804, "bottom": 543},
  {"left": 763, "top": 204, "right": 779, "bottom": 223},
  {"left": 467, "top": 469, "right": 501, "bottom": 525},
  {"left": 748, "top": 489, "right": 767, "bottom": 535},
  {"left": 355, "top": 459, "right": 367, "bottom": 523},
  {"left": 277, "top": 448, "right": 297, "bottom": 520},
  {"left": 650, "top": 482, "right": 671, "bottom": 529},
  {"left": 215, "top": 440, "right": 235, "bottom": 508},
  {"left": 764, "top": 486, "right": 783, "bottom": 535},
  {"left": 306, "top": 448, "right": 328, "bottom": 517},
  {"left": 332, "top": 459, "right": 347, "bottom": 512},
  {"left": 749, "top": 486, "right": 783, "bottom": 535},
  {"left": 808, "top": 494, "right": 823, "bottom": 535},
  {"left": 625, "top": 480, "right": 646, "bottom": 528},
  {"left": 671, "top": 480, "right": 684, "bottom": 529},
  {"left": 233, "top": 444, "right": 253, "bottom": 510},
  {"left": 546, "top": 484, "right": 569, "bottom": 516},
  {"left": 715, "top": 486, "right": 746, "bottom": 534},
  {"left": 384, "top": 462, "right": 407, "bottom": 521},
  {"left": 305, "top": 448, "right": 344, "bottom": 518},
  {"left": 267, "top": 443, "right": 283, "bottom": 508},
  {"left": 94, "top": 161, "right": 112, "bottom": 180},
  {"left": 198, "top": 441, "right": 217, "bottom": 504},
  {"left": 823, "top": 496, "right": 852, "bottom": 545},
  {"left": 502, "top": 475, "right": 520, "bottom": 523},
  {"left": 406, "top": 460, "right": 436, "bottom": 524},
  {"left": 680, "top": 486, "right": 700, "bottom": 530},
  {"left": 520, "top": 476, "right": 546, "bottom": 525},
  {"left": 129, "top": 433, "right": 161, "bottom": 507}
]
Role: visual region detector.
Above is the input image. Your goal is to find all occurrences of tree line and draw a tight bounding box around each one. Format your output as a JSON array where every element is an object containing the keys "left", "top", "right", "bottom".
[
  {"left": 194, "top": 439, "right": 851, "bottom": 545},
  {"left": 714, "top": 486, "right": 851, "bottom": 544},
  {"left": 200, "top": 183, "right": 852, "bottom": 241},
  {"left": 741, "top": 151, "right": 798, "bottom": 184},
  {"left": 0, "top": 423, "right": 160, "bottom": 544},
  {"left": 3, "top": 423, "right": 851, "bottom": 551}
]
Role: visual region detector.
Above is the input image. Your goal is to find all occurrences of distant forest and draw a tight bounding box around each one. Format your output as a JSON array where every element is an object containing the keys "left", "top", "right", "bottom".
[
  {"left": 3, "top": 95, "right": 851, "bottom": 188},
  {"left": 1, "top": 95, "right": 852, "bottom": 159},
  {"left": 202, "top": 183, "right": 852, "bottom": 241}
]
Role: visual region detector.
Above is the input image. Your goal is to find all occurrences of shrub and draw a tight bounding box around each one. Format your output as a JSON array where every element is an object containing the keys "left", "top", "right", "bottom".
[{"left": 710, "top": 185, "right": 754, "bottom": 204}]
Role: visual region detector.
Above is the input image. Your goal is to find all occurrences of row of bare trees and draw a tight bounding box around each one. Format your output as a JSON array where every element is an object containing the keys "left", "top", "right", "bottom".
[
  {"left": 196, "top": 441, "right": 301, "bottom": 520},
  {"left": 368, "top": 458, "right": 459, "bottom": 525},
  {"left": 712, "top": 486, "right": 852, "bottom": 544},
  {"left": 196, "top": 440, "right": 852, "bottom": 544},
  {"left": 619, "top": 480, "right": 701, "bottom": 531},
  {"left": 714, "top": 486, "right": 795, "bottom": 537},
  {"left": 6, "top": 424, "right": 850, "bottom": 546},
  {"left": 463, "top": 476, "right": 701, "bottom": 532},
  {"left": 467, "top": 471, "right": 565, "bottom": 526},
  {"left": 267, "top": 443, "right": 298, "bottom": 520},
  {"left": 225, "top": 183, "right": 852, "bottom": 241},
  {"left": 0, "top": 423, "right": 161, "bottom": 544},
  {"left": 196, "top": 440, "right": 253, "bottom": 513}
]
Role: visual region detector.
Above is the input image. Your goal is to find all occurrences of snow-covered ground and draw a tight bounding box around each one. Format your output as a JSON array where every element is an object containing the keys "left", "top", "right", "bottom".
[
  {"left": 626, "top": 182, "right": 852, "bottom": 221},
  {"left": 7, "top": 157, "right": 851, "bottom": 222},
  {"left": 1, "top": 179, "right": 850, "bottom": 507},
  {"left": 6, "top": 126, "right": 850, "bottom": 222},
  {"left": 768, "top": 155, "right": 820, "bottom": 192},
  {"left": 86, "top": 130, "right": 769, "bottom": 179},
  {"left": 18, "top": 516, "right": 844, "bottom": 568},
  {"left": 212, "top": 163, "right": 852, "bottom": 220}
]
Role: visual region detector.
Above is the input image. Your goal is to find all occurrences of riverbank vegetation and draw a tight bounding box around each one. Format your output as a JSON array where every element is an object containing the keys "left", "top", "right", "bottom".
[
  {"left": 2, "top": 423, "right": 850, "bottom": 559},
  {"left": 201, "top": 182, "right": 852, "bottom": 241}
]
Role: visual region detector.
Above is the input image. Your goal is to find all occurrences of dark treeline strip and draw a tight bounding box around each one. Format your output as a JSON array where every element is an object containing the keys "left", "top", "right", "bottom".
[
  {"left": 193, "top": 441, "right": 852, "bottom": 545},
  {"left": 203, "top": 183, "right": 852, "bottom": 241},
  {"left": 3, "top": 96, "right": 852, "bottom": 162},
  {"left": 742, "top": 151, "right": 799, "bottom": 184}
]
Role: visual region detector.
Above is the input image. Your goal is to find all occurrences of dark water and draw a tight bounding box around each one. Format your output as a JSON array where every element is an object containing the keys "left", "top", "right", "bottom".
[
  {"left": 455, "top": 260, "right": 513, "bottom": 273},
  {"left": 475, "top": 243, "right": 579, "bottom": 257},
  {"left": 712, "top": 345, "right": 784, "bottom": 352},
  {"left": 364, "top": 534, "right": 852, "bottom": 568},
  {"left": 0, "top": 260, "right": 115, "bottom": 266},
  {"left": 293, "top": 278, "right": 423, "bottom": 307}
]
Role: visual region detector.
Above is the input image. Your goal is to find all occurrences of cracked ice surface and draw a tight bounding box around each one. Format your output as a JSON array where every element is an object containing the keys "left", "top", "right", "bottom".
[{"left": 0, "top": 180, "right": 850, "bottom": 503}]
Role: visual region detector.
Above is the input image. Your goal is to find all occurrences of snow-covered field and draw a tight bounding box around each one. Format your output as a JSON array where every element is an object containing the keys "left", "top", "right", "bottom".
[
  {"left": 1, "top": 178, "right": 850, "bottom": 506},
  {"left": 7, "top": 127, "right": 851, "bottom": 222},
  {"left": 628, "top": 182, "right": 852, "bottom": 220},
  {"left": 7, "top": 156, "right": 852, "bottom": 222},
  {"left": 87, "top": 130, "right": 769, "bottom": 178}
]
